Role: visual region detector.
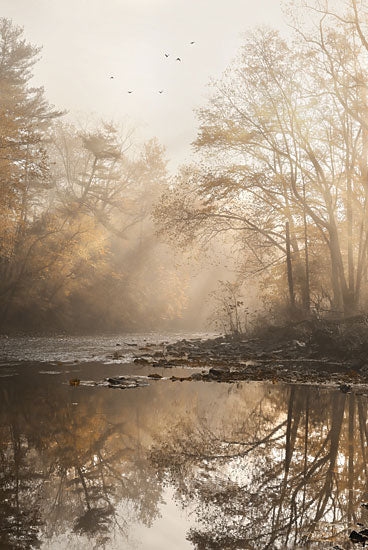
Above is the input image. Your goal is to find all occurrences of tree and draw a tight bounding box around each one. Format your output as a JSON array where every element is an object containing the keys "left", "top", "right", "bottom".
[
  {"left": 0, "top": 109, "right": 186, "bottom": 331},
  {"left": 156, "top": 15, "right": 368, "bottom": 317},
  {"left": 288, "top": 0, "right": 368, "bottom": 312},
  {"left": 0, "top": 18, "right": 62, "bottom": 257},
  {"left": 51, "top": 122, "right": 167, "bottom": 240},
  {"left": 0, "top": 18, "right": 65, "bottom": 324}
]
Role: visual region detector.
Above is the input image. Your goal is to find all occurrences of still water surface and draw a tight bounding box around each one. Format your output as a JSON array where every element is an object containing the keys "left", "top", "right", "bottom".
[{"left": 0, "top": 334, "right": 367, "bottom": 549}]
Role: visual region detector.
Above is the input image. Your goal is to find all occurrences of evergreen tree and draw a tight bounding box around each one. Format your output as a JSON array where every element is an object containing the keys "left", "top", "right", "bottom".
[{"left": 0, "top": 17, "right": 63, "bottom": 257}]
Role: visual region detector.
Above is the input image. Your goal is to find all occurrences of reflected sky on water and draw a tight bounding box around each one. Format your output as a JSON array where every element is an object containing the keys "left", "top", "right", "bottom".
[{"left": 0, "top": 338, "right": 367, "bottom": 549}]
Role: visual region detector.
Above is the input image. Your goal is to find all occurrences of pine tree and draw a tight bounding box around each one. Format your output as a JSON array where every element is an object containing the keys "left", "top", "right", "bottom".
[{"left": 0, "top": 18, "right": 63, "bottom": 256}]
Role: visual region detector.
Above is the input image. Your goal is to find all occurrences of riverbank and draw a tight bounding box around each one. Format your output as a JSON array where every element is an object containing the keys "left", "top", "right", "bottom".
[
  {"left": 3, "top": 321, "right": 368, "bottom": 392},
  {"left": 131, "top": 316, "right": 368, "bottom": 391}
]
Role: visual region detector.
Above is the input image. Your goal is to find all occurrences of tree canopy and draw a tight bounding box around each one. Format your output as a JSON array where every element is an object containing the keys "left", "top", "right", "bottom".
[
  {"left": 0, "top": 18, "right": 187, "bottom": 332},
  {"left": 156, "top": 0, "right": 368, "bottom": 319}
]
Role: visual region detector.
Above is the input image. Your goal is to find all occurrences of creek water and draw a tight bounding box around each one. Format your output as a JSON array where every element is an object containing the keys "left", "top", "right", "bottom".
[{"left": 0, "top": 334, "right": 367, "bottom": 549}]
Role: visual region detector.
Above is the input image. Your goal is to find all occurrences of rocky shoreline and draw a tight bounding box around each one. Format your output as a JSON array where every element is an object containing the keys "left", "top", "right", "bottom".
[{"left": 124, "top": 318, "right": 368, "bottom": 392}]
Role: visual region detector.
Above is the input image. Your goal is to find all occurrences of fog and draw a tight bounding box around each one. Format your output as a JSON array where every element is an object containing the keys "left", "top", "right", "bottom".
[
  {"left": 0, "top": 0, "right": 286, "bottom": 168},
  {"left": 2, "top": 0, "right": 368, "bottom": 334},
  {"left": 5, "top": 6, "right": 368, "bottom": 548}
]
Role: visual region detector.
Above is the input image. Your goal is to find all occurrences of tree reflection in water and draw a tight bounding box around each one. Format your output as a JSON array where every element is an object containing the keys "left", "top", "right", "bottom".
[
  {"left": 150, "top": 385, "right": 368, "bottom": 549},
  {"left": 2, "top": 379, "right": 368, "bottom": 549},
  {"left": 0, "top": 381, "right": 163, "bottom": 549}
]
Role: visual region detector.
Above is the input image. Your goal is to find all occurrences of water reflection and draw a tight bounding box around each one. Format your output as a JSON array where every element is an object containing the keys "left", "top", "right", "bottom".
[
  {"left": 151, "top": 386, "right": 368, "bottom": 549},
  {"left": 0, "top": 379, "right": 164, "bottom": 549},
  {"left": 1, "top": 376, "right": 368, "bottom": 548}
]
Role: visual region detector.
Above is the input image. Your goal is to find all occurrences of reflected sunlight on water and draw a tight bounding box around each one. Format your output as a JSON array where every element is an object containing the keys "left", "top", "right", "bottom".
[{"left": 0, "top": 332, "right": 217, "bottom": 364}]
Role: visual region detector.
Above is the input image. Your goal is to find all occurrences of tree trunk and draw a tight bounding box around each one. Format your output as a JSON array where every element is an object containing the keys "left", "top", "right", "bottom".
[
  {"left": 347, "top": 177, "right": 355, "bottom": 297},
  {"left": 329, "top": 222, "right": 354, "bottom": 315},
  {"left": 303, "top": 181, "right": 310, "bottom": 313},
  {"left": 286, "top": 221, "right": 296, "bottom": 310}
]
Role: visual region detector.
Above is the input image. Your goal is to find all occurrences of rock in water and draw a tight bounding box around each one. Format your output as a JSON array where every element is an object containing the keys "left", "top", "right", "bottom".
[
  {"left": 106, "top": 377, "right": 121, "bottom": 385},
  {"left": 209, "top": 367, "right": 228, "bottom": 377},
  {"left": 339, "top": 384, "right": 351, "bottom": 393},
  {"left": 349, "top": 530, "right": 368, "bottom": 545}
]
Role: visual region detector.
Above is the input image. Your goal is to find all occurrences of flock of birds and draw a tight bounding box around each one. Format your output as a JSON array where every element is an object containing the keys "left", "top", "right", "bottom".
[{"left": 108, "top": 41, "right": 196, "bottom": 95}]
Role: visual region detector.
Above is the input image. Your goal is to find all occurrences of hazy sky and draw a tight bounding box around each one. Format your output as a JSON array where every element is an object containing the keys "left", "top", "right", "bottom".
[{"left": 1, "top": 0, "right": 286, "bottom": 169}]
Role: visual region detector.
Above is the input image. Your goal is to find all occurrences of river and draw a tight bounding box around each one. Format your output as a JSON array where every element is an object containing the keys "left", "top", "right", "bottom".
[{"left": 0, "top": 333, "right": 367, "bottom": 549}]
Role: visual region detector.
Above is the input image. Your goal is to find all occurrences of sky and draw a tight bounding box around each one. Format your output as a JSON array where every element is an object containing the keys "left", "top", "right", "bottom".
[{"left": 1, "top": 0, "right": 286, "bottom": 169}]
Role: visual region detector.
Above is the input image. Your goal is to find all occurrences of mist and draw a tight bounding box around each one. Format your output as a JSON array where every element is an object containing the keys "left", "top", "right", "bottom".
[
  {"left": 5, "top": 3, "right": 368, "bottom": 550},
  {"left": 3, "top": 1, "right": 368, "bottom": 334}
]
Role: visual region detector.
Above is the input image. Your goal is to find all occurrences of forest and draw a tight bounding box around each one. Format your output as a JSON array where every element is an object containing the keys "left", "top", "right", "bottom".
[
  {"left": 0, "top": 17, "right": 187, "bottom": 332},
  {"left": 4, "top": 2, "right": 368, "bottom": 549},
  {"left": 3, "top": 0, "right": 368, "bottom": 333}
]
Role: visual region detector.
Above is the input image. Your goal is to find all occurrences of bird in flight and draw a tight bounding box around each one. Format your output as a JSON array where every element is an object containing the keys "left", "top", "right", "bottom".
[
  {"left": 127, "top": 90, "right": 133, "bottom": 94},
  {"left": 159, "top": 90, "right": 164, "bottom": 94},
  {"left": 190, "top": 41, "right": 195, "bottom": 45},
  {"left": 110, "top": 76, "right": 115, "bottom": 79},
  {"left": 176, "top": 57, "right": 181, "bottom": 61},
  {"left": 165, "top": 53, "right": 169, "bottom": 58}
]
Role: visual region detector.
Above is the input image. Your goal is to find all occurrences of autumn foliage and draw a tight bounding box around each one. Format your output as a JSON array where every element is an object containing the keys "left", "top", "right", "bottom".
[
  {"left": 0, "top": 18, "right": 186, "bottom": 332},
  {"left": 156, "top": 0, "right": 368, "bottom": 321}
]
